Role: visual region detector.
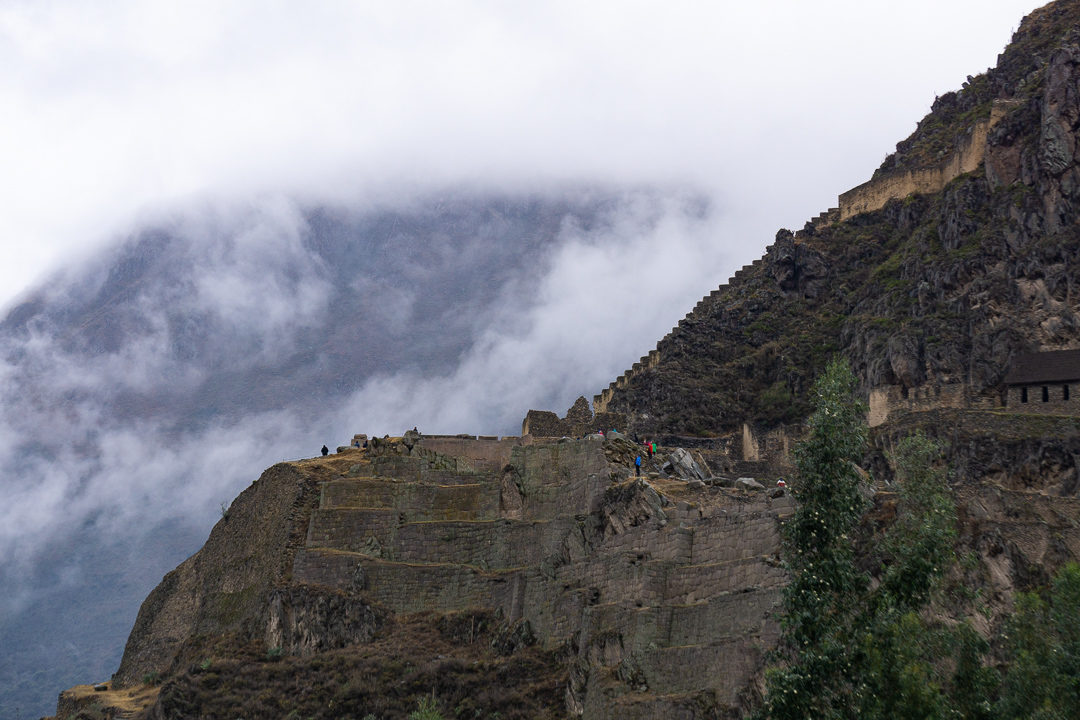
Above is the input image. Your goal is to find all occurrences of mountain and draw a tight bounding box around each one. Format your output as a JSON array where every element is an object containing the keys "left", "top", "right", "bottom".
[
  {"left": 594, "top": 0, "right": 1080, "bottom": 436},
  {"left": 1, "top": 189, "right": 717, "bottom": 720},
  {"left": 45, "top": 0, "right": 1080, "bottom": 717}
]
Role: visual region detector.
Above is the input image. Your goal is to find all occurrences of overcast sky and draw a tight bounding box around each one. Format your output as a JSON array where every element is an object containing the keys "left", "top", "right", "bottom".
[{"left": 0, "top": 0, "right": 1045, "bottom": 312}]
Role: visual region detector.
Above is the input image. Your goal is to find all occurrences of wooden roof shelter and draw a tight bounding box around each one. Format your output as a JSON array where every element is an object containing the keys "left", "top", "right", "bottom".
[{"left": 1003, "top": 349, "right": 1080, "bottom": 385}]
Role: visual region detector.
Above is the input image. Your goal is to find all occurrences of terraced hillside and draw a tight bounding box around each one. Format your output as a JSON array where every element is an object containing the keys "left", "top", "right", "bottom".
[{"left": 59, "top": 434, "right": 795, "bottom": 719}]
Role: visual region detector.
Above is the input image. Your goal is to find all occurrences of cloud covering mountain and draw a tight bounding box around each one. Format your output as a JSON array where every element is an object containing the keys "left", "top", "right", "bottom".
[{"left": 1, "top": 1, "right": 1039, "bottom": 308}]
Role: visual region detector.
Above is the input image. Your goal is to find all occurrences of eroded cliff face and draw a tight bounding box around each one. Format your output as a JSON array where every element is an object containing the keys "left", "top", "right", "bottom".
[
  {"left": 113, "top": 462, "right": 322, "bottom": 688},
  {"left": 864, "top": 410, "right": 1080, "bottom": 639}
]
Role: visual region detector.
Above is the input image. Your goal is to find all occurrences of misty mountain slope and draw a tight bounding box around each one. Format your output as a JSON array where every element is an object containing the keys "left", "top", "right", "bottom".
[
  {"left": 2, "top": 195, "right": 599, "bottom": 423},
  {"left": 0, "top": 188, "right": 725, "bottom": 719}
]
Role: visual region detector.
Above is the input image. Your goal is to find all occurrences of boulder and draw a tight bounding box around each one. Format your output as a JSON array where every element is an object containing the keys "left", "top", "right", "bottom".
[
  {"left": 661, "top": 447, "right": 707, "bottom": 481},
  {"left": 735, "top": 477, "right": 765, "bottom": 492}
]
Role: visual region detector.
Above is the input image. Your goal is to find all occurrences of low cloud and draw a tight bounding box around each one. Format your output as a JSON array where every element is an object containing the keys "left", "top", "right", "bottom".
[
  {"left": 335, "top": 191, "right": 731, "bottom": 435},
  {"left": 0, "top": 198, "right": 341, "bottom": 602},
  {"left": 0, "top": 189, "right": 721, "bottom": 617},
  {"left": 0, "top": 1, "right": 1042, "bottom": 310}
]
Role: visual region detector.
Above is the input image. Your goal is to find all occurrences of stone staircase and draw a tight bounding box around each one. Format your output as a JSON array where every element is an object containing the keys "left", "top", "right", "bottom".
[
  {"left": 594, "top": 255, "right": 770, "bottom": 414},
  {"left": 293, "top": 438, "right": 789, "bottom": 716}
]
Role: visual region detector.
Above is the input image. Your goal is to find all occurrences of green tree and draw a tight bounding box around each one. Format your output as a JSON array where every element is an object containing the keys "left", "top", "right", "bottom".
[
  {"left": 854, "top": 432, "right": 969, "bottom": 719},
  {"left": 876, "top": 432, "right": 957, "bottom": 613},
  {"left": 950, "top": 622, "right": 999, "bottom": 720},
  {"left": 997, "top": 562, "right": 1080, "bottom": 719},
  {"left": 760, "top": 358, "right": 870, "bottom": 719},
  {"left": 760, "top": 362, "right": 967, "bottom": 719}
]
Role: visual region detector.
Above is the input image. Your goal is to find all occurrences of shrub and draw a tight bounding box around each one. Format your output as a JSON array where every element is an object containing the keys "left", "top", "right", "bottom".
[{"left": 408, "top": 695, "right": 444, "bottom": 720}]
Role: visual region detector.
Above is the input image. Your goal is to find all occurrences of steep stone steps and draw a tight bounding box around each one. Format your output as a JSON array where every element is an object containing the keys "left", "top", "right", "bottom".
[
  {"left": 593, "top": 255, "right": 774, "bottom": 412},
  {"left": 320, "top": 477, "right": 501, "bottom": 518}
]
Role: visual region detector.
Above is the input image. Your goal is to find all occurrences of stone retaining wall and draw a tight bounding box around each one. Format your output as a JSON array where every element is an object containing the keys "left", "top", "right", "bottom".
[{"left": 295, "top": 436, "right": 793, "bottom": 715}]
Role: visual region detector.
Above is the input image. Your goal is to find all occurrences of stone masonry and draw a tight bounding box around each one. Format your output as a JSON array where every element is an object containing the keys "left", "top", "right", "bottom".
[{"left": 293, "top": 435, "right": 793, "bottom": 717}]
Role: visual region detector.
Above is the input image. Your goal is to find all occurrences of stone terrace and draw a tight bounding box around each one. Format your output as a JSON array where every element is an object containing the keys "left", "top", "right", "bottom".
[{"left": 293, "top": 436, "right": 793, "bottom": 716}]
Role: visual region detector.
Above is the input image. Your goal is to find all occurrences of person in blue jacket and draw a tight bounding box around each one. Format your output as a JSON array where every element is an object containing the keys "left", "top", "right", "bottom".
[{"left": 635, "top": 454, "right": 642, "bottom": 477}]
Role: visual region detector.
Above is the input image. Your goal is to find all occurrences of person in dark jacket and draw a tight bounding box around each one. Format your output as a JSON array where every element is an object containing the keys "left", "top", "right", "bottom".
[{"left": 321, "top": 445, "right": 329, "bottom": 456}]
